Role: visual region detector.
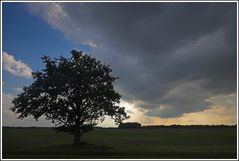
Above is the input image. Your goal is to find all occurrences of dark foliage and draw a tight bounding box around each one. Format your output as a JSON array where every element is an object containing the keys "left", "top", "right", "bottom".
[
  {"left": 118, "top": 122, "right": 141, "bottom": 129},
  {"left": 12, "top": 50, "right": 129, "bottom": 144}
]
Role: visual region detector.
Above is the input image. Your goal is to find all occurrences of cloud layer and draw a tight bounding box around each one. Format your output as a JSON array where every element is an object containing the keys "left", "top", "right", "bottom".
[
  {"left": 26, "top": 3, "right": 237, "bottom": 118},
  {"left": 3, "top": 51, "right": 32, "bottom": 78}
]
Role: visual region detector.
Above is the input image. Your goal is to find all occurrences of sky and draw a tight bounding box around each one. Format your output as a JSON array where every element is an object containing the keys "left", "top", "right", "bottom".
[{"left": 2, "top": 2, "right": 237, "bottom": 127}]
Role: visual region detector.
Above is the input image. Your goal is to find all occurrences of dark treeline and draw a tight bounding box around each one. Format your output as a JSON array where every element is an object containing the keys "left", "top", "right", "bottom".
[
  {"left": 141, "top": 124, "right": 237, "bottom": 129},
  {"left": 117, "top": 122, "right": 237, "bottom": 129},
  {"left": 3, "top": 126, "right": 52, "bottom": 128},
  {"left": 3, "top": 124, "right": 237, "bottom": 129},
  {"left": 117, "top": 124, "right": 237, "bottom": 129}
]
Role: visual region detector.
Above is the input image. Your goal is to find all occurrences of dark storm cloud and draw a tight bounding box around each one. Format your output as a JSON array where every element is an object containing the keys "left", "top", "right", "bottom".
[{"left": 27, "top": 2, "right": 237, "bottom": 118}]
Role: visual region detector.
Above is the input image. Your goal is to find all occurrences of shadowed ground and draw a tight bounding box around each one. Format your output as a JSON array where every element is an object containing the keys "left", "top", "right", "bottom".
[{"left": 2, "top": 127, "right": 237, "bottom": 159}]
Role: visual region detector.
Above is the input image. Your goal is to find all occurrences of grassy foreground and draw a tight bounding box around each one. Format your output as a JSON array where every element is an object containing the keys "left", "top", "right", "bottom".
[{"left": 2, "top": 127, "right": 237, "bottom": 159}]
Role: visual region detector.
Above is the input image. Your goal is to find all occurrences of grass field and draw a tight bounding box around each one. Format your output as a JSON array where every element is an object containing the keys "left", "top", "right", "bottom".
[{"left": 2, "top": 127, "right": 237, "bottom": 159}]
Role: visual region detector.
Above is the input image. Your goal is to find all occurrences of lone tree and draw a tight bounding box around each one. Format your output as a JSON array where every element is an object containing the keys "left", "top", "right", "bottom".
[{"left": 12, "top": 50, "right": 129, "bottom": 145}]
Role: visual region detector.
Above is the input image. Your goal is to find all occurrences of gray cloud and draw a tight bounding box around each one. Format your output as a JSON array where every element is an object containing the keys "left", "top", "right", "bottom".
[{"left": 26, "top": 2, "right": 237, "bottom": 118}]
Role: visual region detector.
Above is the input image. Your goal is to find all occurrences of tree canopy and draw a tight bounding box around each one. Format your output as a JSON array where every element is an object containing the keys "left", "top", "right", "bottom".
[{"left": 12, "top": 50, "right": 129, "bottom": 144}]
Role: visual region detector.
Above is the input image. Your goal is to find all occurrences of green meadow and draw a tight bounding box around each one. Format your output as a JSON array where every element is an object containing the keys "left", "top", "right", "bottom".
[{"left": 2, "top": 127, "right": 237, "bottom": 159}]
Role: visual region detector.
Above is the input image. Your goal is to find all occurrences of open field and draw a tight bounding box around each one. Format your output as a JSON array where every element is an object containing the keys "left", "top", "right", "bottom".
[{"left": 2, "top": 127, "right": 237, "bottom": 159}]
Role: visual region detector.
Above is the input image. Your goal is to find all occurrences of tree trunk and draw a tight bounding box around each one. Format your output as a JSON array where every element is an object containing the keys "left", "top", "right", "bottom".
[{"left": 73, "top": 133, "right": 81, "bottom": 145}]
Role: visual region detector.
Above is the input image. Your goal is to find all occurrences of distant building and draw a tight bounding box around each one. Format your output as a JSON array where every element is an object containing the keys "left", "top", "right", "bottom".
[{"left": 118, "top": 122, "right": 141, "bottom": 129}]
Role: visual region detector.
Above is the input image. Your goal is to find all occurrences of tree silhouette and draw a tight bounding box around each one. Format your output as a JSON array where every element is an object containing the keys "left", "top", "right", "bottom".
[{"left": 12, "top": 50, "right": 129, "bottom": 145}]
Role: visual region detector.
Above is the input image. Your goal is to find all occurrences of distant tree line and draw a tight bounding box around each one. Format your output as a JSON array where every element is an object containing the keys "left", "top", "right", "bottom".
[
  {"left": 141, "top": 124, "right": 237, "bottom": 129},
  {"left": 3, "top": 124, "right": 237, "bottom": 129},
  {"left": 118, "top": 122, "right": 141, "bottom": 129},
  {"left": 3, "top": 126, "right": 52, "bottom": 128},
  {"left": 117, "top": 122, "right": 237, "bottom": 129}
]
